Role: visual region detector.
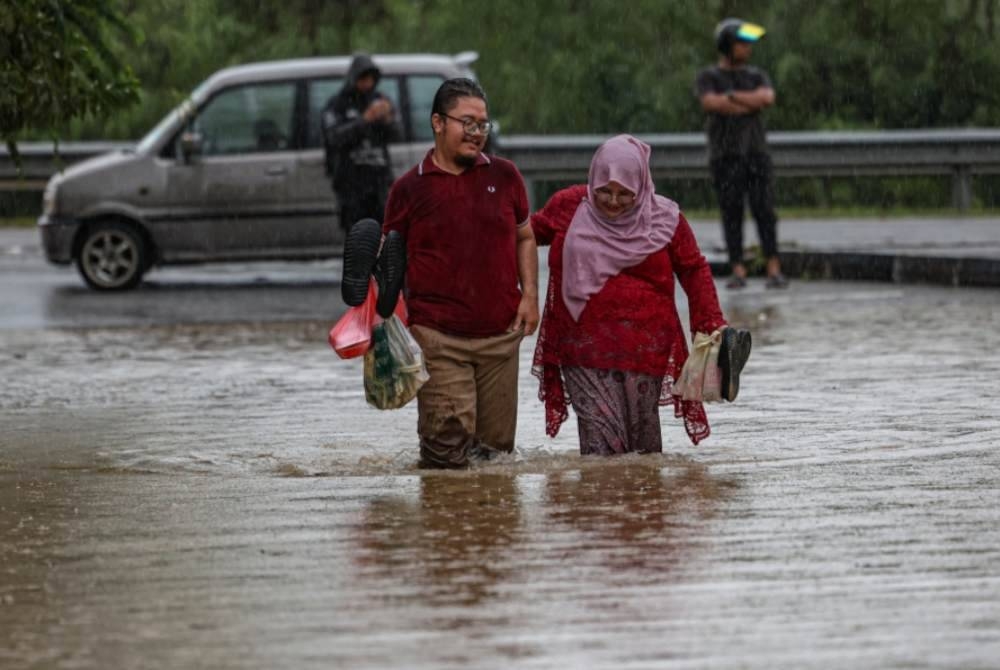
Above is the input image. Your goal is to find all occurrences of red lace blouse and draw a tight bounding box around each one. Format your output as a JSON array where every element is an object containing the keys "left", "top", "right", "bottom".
[{"left": 531, "top": 185, "right": 726, "bottom": 445}]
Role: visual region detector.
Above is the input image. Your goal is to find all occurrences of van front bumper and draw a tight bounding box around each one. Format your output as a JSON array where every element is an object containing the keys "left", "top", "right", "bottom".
[{"left": 37, "top": 215, "right": 81, "bottom": 264}]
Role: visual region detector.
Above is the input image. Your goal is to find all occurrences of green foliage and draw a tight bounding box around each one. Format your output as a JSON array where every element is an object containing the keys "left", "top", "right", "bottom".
[
  {"left": 763, "top": 0, "right": 1000, "bottom": 129},
  {"left": 7, "top": 0, "right": 1000, "bottom": 140},
  {"left": 0, "top": 0, "right": 140, "bottom": 158}
]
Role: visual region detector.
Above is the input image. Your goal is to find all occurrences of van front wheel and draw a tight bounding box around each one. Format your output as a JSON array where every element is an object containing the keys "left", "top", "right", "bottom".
[{"left": 76, "top": 221, "right": 148, "bottom": 291}]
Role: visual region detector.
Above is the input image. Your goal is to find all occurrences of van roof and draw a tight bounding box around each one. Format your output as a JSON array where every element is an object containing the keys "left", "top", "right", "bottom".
[{"left": 199, "top": 53, "right": 478, "bottom": 95}]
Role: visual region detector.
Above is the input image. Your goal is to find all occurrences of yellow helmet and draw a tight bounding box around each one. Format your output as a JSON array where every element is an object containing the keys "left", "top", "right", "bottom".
[{"left": 715, "top": 18, "right": 766, "bottom": 54}]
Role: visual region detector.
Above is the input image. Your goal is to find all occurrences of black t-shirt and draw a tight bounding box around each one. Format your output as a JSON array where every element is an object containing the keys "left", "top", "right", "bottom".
[{"left": 694, "top": 65, "right": 772, "bottom": 159}]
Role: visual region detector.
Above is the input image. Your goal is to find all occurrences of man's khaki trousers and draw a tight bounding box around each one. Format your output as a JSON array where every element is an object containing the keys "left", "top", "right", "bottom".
[{"left": 409, "top": 325, "right": 523, "bottom": 468}]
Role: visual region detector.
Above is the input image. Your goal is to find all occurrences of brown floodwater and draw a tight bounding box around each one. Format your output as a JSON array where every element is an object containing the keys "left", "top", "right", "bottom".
[{"left": 2, "top": 280, "right": 999, "bottom": 668}]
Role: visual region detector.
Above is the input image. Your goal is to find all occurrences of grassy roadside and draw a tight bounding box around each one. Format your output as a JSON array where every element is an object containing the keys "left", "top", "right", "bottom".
[{"left": 1, "top": 217, "right": 37, "bottom": 228}]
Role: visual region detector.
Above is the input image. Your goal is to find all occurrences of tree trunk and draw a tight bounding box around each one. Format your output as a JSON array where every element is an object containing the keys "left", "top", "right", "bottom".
[{"left": 964, "top": 0, "right": 981, "bottom": 25}]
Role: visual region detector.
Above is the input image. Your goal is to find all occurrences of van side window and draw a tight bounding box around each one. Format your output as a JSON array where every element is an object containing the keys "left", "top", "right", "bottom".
[
  {"left": 407, "top": 76, "right": 445, "bottom": 142},
  {"left": 306, "top": 76, "right": 401, "bottom": 148},
  {"left": 191, "top": 83, "right": 296, "bottom": 155}
]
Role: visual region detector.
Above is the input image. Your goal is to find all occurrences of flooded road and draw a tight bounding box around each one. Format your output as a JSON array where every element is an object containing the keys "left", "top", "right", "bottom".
[{"left": 2, "top": 268, "right": 1000, "bottom": 668}]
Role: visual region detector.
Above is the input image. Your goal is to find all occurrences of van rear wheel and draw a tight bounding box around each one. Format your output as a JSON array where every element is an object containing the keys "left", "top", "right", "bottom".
[{"left": 76, "top": 221, "right": 148, "bottom": 291}]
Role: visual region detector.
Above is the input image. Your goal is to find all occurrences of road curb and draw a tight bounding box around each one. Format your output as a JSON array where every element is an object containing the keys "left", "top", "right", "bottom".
[
  {"left": 4, "top": 227, "right": 1000, "bottom": 288},
  {"left": 710, "top": 251, "right": 1000, "bottom": 288}
]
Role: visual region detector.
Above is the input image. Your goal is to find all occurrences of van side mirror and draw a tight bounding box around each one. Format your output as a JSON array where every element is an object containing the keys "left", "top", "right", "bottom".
[
  {"left": 484, "top": 122, "right": 500, "bottom": 154},
  {"left": 180, "top": 131, "right": 204, "bottom": 163}
]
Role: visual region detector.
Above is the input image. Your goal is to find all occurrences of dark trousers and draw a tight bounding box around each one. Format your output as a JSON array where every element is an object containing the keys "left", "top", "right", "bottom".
[
  {"left": 711, "top": 152, "right": 779, "bottom": 265},
  {"left": 336, "top": 186, "right": 388, "bottom": 232}
]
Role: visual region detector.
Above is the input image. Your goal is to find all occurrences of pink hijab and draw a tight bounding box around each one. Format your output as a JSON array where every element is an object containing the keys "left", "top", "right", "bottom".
[{"left": 561, "top": 134, "right": 680, "bottom": 321}]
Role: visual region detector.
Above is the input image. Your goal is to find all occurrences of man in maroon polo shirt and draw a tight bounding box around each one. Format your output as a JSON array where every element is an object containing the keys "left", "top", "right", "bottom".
[{"left": 383, "top": 78, "right": 539, "bottom": 468}]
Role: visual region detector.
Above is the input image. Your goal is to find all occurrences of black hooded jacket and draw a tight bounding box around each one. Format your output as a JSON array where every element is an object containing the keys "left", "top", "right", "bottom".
[{"left": 321, "top": 54, "right": 401, "bottom": 192}]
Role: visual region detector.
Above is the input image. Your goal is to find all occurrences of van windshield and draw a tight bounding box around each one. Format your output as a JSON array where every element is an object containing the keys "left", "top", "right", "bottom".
[
  {"left": 135, "top": 80, "right": 210, "bottom": 155},
  {"left": 135, "top": 105, "right": 187, "bottom": 155}
]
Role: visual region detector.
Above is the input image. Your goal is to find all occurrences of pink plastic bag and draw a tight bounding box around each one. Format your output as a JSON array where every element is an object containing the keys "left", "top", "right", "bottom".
[{"left": 329, "top": 279, "right": 377, "bottom": 359}]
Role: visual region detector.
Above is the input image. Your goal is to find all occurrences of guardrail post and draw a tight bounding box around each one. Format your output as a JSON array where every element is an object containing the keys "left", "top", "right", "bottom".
[
  {"left": 952, "top": 166, "right": 972, "bottom": 211},
  {"left": 821, "top": 177, "right": 833, "bottom": 208}
]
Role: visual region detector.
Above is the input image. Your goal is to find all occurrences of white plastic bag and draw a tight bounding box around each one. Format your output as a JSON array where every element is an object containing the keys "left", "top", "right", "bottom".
[
  {"left": 363, "top": 314, "right": 429, "bottom": 409},
  {"left": 672, "top": 328, "right": 723, "bottom": 403}
]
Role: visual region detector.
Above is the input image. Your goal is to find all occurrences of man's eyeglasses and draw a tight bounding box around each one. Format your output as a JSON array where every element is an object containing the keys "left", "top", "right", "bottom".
[
  {"left": 594, "top": 189, "right": 637, "bottom": 206},
  {"left": 440, "top": 113, "right": 493, "bottom": 137}
]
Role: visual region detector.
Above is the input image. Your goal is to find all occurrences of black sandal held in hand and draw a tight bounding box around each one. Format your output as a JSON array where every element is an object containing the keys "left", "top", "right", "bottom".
[
  {"left": 374, "top": 230, "right": 406, "bottom": 318},
  {"left": 341, "top": 218, "right": 382, "bottom": 306},
  {"left": 719, "top": 327, "right": 752, "bottom": 402}
]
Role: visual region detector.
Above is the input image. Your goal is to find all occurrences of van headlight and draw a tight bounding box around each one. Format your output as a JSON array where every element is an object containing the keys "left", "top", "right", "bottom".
[{"left": 43, "top": 179, "right": 58, "bottom": 216}]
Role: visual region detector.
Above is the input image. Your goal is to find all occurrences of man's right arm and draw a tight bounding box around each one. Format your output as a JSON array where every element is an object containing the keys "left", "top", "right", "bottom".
[
  {"left": 323, "top": 103, "right": 372, "bottom": 151},
  {"left": 728, "top": 86, "right": 775, "bottom": 111},
  {"left": 327, "top": 97, "right": 400, "bottom": 150},
  {"left": 371, "top": 97, "right": 402, "bottom": 144},
  {"left": 696, "top": 67, "right": 774, "bottom": 116},
  {"left": 700, "top": 92, "right": 753, "bottom": 115},
  {"left": 700, "top": 86, "right": 774, "bottom": 115},
  {"left": 320, "top": 96, "right": 381, "bottom": 151},
  {"left": 697, "top": 69, "right": 746, "bottom": 116}
]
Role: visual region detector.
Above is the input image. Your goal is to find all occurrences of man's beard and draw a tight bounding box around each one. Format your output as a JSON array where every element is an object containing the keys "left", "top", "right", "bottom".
[{"left": 455, "top": 153, "right": 477, "bottom": 168}]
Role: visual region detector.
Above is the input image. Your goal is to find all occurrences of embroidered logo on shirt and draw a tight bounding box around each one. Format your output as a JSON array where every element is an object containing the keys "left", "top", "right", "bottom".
[{"left": 487, "top": 185, "right": 496, "bottom": 193}]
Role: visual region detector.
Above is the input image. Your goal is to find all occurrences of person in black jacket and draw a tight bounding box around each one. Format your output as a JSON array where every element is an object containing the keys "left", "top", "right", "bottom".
[{"left": 321, "top": 53, "right": 401, "bottom": 232}]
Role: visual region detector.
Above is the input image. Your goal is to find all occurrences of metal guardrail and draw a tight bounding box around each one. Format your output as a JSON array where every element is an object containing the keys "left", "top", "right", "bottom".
[
  {"left": 500, "top": 129, "right": 1000, "bottom": 210},
  {"left": 4, "top": 129, "right": 1000, "bottom": 209},
  {"left": 0, "top": 141, "right": 134, "bottom": 191}
]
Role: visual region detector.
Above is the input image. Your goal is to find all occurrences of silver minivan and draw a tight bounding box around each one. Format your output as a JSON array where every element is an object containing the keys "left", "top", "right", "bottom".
[{"left": 38, "top": 52, "right": 480, "bottom": 290}]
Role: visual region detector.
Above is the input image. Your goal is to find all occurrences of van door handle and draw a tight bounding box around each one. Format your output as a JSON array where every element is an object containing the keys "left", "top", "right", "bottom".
[{"left": 266, "top": 166, "right": 288, "bottom": 176}]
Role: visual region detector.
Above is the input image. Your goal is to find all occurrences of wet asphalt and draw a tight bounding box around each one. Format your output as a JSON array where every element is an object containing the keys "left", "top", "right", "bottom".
[{"left": 2, "top": 228, "right": 1000, "bottom": 669}]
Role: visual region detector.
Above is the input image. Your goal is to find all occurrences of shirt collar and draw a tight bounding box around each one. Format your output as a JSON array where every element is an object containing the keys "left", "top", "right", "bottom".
[{"left": 418, "top": 149, "right": 491, "bottom": 176}]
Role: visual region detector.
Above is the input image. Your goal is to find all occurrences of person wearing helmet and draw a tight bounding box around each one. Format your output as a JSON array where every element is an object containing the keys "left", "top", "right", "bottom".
[{"left": 695, "top": 19, "right": 788, "bottom": 289}]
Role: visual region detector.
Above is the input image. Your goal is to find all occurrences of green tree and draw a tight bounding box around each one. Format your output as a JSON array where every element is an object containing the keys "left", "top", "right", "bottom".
[
  {"left": 0, "top": 0, "right": 140, "bottom": 164},
  {"left": 13, "top": 0, "right": 1000, "bottom": 142}
]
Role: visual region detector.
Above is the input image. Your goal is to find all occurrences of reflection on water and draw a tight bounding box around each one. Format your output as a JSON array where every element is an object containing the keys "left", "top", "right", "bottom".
[
  {"left": 544, "top": 461, "right": 736, "bottom": 576},
  {"left": 356, "top": 473, "right": 522, "bottom": 609},
  {"left": 3, "top": 281, "right": 1000, "bottom": 668},
  {"left": 352, "top": 460, "right": 736, "bottom": 619},
  {"left": 721, "top": 300, "right": 783, "bottom": 345}
]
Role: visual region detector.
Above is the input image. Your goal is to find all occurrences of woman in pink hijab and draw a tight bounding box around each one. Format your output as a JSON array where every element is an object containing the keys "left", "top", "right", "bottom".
[{"left": 531, "top": 134, "right": 747, "bottom": 454}]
